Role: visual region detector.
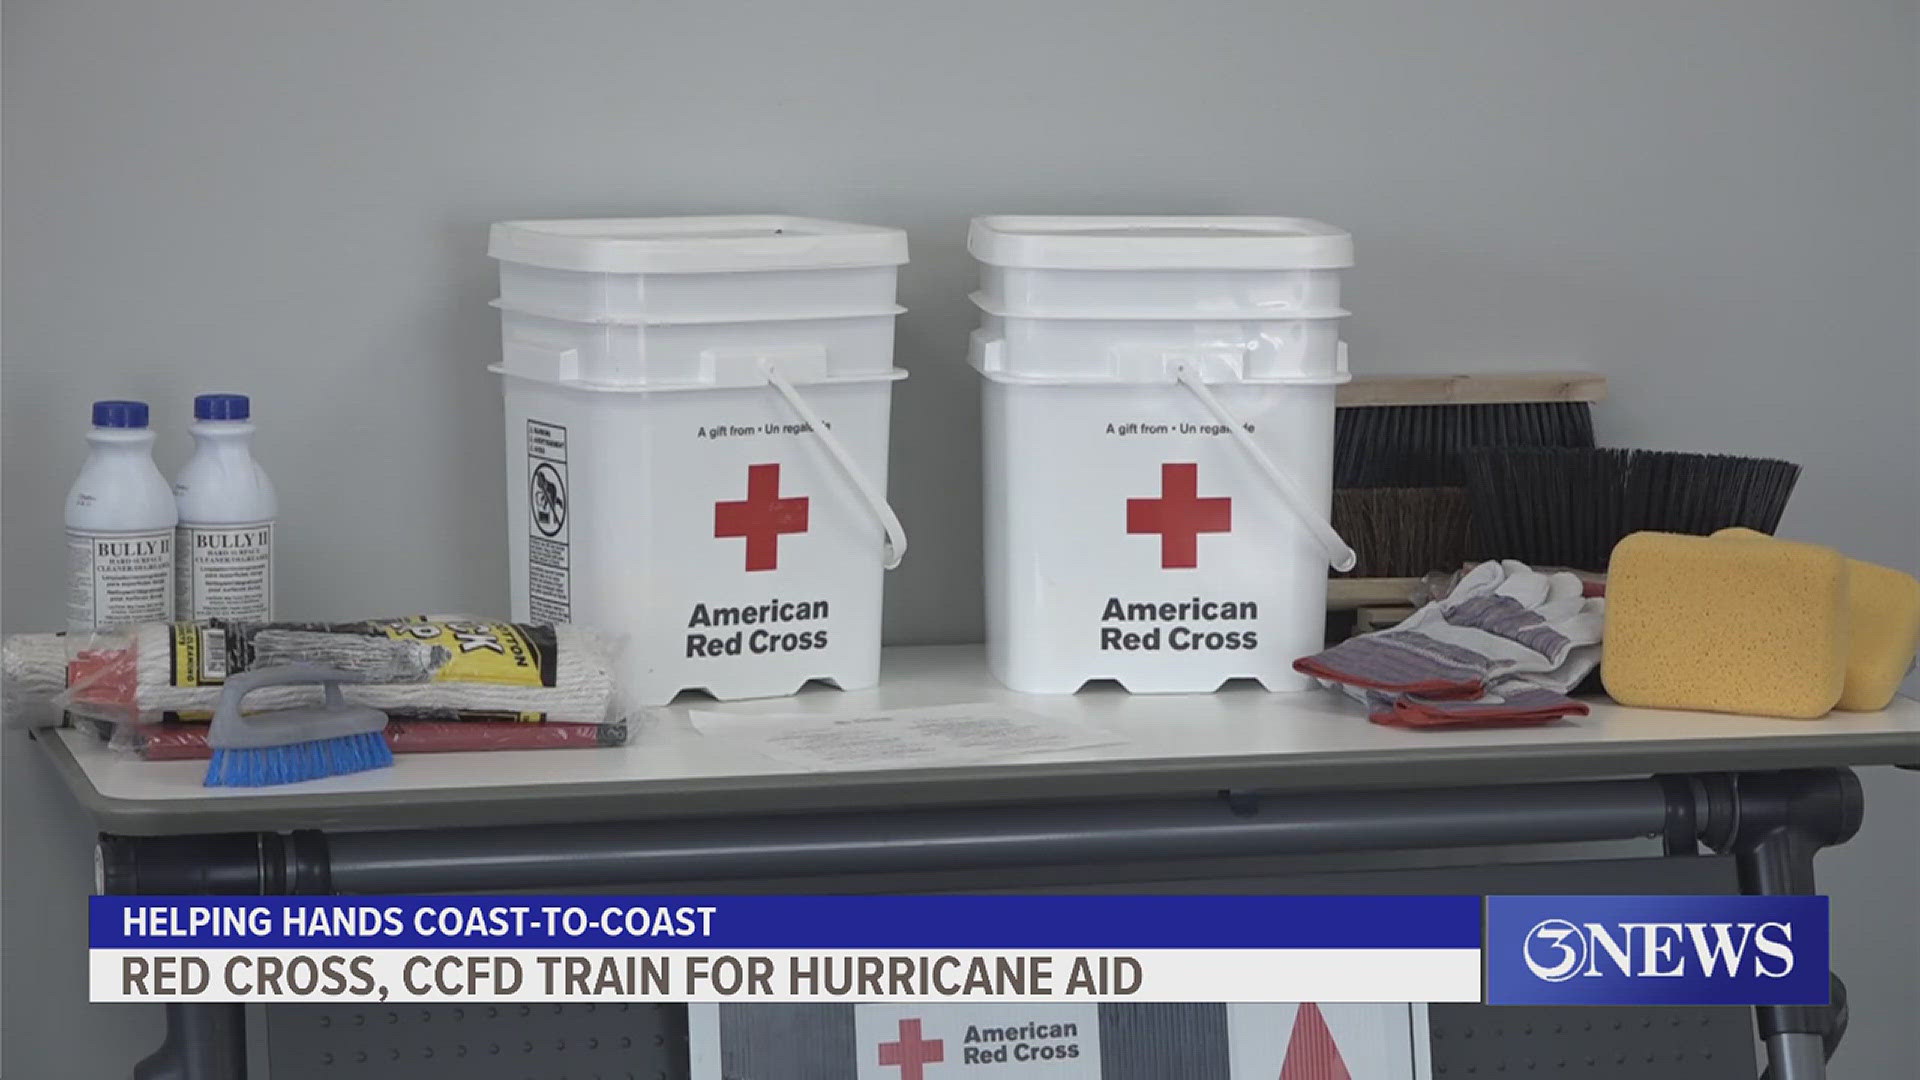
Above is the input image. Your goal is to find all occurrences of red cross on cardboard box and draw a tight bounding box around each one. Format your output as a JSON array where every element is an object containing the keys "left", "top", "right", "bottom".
[
  {"left": 1127, "top": 462, "right": 1232, "bottom": 569},
  {"left": 714, "top": 463, "right": 809, "bottom": 571},
  {"left": 878, "top": 1017, "right": 944, "bottom": 1080}
]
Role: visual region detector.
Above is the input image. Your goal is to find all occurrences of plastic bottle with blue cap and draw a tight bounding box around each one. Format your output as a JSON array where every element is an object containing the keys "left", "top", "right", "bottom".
[
  {"left": 66, "top": 400, "right": 178, "bottom": 631},
  {"left": 173, "top": 393, "right": 278, "bottom": 621}
]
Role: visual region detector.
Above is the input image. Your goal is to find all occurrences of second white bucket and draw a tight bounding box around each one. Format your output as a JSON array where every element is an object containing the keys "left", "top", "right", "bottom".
[{"left": 969, "top": 216, "right": 1356, "bottom": 694}]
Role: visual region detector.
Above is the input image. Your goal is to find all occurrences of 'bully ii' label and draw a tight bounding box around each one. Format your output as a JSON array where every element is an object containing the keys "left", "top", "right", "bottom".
[
  {"left": 176, "top": 522, "right": 273, "bottom": 621},
  {"left": 526, "top": 419, "right": 571, "bottom": 623},
  {"left": 67, "top": 529, "right": 174, "bottom": 631}
]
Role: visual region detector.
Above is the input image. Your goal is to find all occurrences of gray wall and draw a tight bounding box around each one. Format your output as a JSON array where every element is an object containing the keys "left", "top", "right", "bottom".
[{"left": 5, "top": 1, "right": 1916, "bottom": 1076}]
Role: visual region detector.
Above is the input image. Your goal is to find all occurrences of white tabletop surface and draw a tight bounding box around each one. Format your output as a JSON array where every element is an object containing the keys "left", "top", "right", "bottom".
[{"left": 43, "top": 645, "right": 1920, "bottom": 834}]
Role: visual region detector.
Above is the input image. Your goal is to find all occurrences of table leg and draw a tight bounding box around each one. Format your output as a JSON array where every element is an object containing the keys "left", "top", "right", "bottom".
[
  {"left": 132, "top": 1002, "right": 246, "bottom": 1080},
  {"left": 1762, "top": 1033, "right": 1830, "bottom": 1080},
  {"left": 1723, "top": 769, "right": 1864, "bottom": 1080},
  {"left": 98, "top": 834, "right": 280, "bottom": 1080}
]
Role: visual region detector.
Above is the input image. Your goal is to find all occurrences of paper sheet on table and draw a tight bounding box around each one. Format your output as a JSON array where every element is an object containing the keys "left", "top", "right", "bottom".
[{"left": 687, "top": 703, "right": 1124, "bottom": 771}]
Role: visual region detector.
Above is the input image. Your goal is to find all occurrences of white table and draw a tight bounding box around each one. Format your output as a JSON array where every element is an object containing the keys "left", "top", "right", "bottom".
[
  {"left": 39, "top": 645, "right": 1920, "bottom": 1080},
  {"left": 43, "top": 644, "right": 1920, "bottom": 834}
]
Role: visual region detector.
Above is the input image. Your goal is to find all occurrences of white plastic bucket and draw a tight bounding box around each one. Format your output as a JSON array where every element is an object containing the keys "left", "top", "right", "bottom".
[
  {"left": 495, "top": 308, "right": 902, "bottom": 387},
  {"left": 494, "top": 215, "right": 907, "bottom": 321},
  {"left": 491, "top": 216, "right": 908, "bottom": 705},
  {"left": 969, "top": 216, "right": 1355, "bottom": 694},
  {"left": 971, "top": 302, "right": 1346, "bottom": 383}
]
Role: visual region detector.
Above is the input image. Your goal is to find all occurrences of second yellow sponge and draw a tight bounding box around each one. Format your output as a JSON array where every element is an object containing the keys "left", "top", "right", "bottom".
[
  {"left": 1602, "top": 531, "right": 1850, "bottom": 718},
  {"left": 1713, "top": 528, "right": 1920, "bottom": 711}
]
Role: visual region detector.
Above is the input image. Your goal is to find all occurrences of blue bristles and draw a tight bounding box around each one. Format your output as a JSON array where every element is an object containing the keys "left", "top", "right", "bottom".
[{"left": 204, "top": 730, "right": 394, "bottom": 788}]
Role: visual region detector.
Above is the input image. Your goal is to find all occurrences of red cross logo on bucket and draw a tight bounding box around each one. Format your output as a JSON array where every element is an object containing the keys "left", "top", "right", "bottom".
[
  {"left": 1127, "top": 462, "right": 1232, "bottom": 569},
  {"left": 878, "top": 1018, "right": 944, "bottom": 1080},
  {"left": 714, "top": 463, "right": 809, "bottom": 571}
]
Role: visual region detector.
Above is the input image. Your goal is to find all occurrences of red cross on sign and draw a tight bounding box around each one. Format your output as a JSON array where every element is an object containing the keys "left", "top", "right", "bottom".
[
  {"left": 1127, "top": 462, "right": 1232, "bottom": 569},
  {"left": 878, "top": 1018, "right": 944, "bottom": 1080},
  {"left": 1278, "top": 1003, "right": 1352, "bottom": 1080},
  {"left": 714, "top": 463, "right": 809, "bottom": 572}
]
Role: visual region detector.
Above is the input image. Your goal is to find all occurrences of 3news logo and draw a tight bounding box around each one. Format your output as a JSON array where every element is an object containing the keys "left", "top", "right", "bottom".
[
  {"left": 1485, "top": 896, "right": 1830, "bottom": 1006},
  {"left": 1521, "top": 917, "right": 1794, "bottom": 982}
]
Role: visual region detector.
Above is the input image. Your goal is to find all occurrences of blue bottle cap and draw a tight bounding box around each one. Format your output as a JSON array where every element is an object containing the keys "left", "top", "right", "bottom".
[
  {"left": 91, "top": 400, "right": 150, "bottom": 429},
  {"left": 194, "top": 393, "right": 251, "bottom": 421}
]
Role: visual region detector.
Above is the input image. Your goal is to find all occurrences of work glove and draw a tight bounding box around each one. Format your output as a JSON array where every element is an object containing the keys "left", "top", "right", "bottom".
[
  {"left": 1375, "top": 679, "right": 1591, "bottom": 729},
  {"left": 1295, "top": 560, "right": 1604, "bottom": 698},
  {"left": 1321, "top": 671, "right": 1592, "bottom": 729}
]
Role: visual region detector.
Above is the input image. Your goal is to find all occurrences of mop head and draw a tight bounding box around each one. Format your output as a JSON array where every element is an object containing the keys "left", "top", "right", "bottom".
[
  {"left": 2, "top": 631, "right": 70, "bottom": 728},
  {"left": 8, "top": 617, "right": 623, "bottom": 730}
]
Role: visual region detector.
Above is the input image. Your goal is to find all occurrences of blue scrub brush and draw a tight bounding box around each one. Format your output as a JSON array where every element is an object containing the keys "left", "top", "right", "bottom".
[{"left": 204, "top": 663, "right": 392, "bottom": 787}]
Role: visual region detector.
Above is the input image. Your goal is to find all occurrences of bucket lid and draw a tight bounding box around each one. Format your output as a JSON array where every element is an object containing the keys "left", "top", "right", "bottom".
[
  {"left": 489, "top": 215, "right": 908, "bottom": 274},
  {"left": 968, "top": 215, "right": 1352, "bottom": 271}
]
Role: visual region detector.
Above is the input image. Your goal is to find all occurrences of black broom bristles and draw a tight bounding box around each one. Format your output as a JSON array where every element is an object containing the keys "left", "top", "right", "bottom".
[
  {"left": 1462, "top": 447, "right": 1802, "bottom": 572},
  {"left": 1331, "top": 488, "right": 1472, "bottom": 578},
  {"left": 1334, "top": 401, "right": 1596, "bottom": 488}
]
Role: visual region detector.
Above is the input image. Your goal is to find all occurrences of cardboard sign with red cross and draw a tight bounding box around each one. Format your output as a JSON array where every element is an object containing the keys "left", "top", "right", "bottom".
[{"left": 691, "top": 1002, "right": 1427, "bottom": 1078}]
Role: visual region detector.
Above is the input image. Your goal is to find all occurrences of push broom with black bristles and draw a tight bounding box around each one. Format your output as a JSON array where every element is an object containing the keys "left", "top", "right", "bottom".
[
  {"left": 1460, "top": 447, "right": 1802, "bottom": 573},
  {"left": 204, "top": 663, "right": 392, "bottom": 787},
  {"left": 1334, "top": 372, "right": 1604, "bottom": 488},
  {"left": 1328, "top": 373, "right": 1606, "bottom": 583}
]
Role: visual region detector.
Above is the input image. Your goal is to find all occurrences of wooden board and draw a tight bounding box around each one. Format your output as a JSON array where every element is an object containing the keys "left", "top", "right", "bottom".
[
  {"left": 1337, "top": 372, "right": 1607, "bottom": 407},
  {"left": 1325, "top": 577, "right": 1426, "bottom": 610}
]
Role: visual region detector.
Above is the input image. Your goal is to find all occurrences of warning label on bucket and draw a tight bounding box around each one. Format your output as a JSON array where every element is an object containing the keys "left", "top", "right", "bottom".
[{"left": 526, "top": 419, "right": 571, "bottom": 623}]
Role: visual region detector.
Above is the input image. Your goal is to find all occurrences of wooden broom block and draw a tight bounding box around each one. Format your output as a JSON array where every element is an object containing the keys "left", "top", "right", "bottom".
[
  {"left": 1328, "top": 570, "right": 1608, "bottom": 611},
  {"left": 1336, "top": 372, "right": 1607, "bottom": 407},
  {"left": 1326, "top": 577, "right": 1426, "bottom": 610},
  {"left": 1353, "top": 606, "right": 1419, "bottom": 633}
]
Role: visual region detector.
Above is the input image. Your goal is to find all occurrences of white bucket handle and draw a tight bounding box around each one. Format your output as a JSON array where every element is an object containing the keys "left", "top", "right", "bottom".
[
  {"left": 1173, "top": 364, "right": 1357, "bottom": 571},
  {"left": 763, "top": 362, "right": 908, "bottom": 570}
]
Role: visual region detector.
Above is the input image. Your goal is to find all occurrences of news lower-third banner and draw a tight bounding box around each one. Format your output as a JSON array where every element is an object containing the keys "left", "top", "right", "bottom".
[{"left": 89, "top": 894, "right": 1826, "bottom": 1006}]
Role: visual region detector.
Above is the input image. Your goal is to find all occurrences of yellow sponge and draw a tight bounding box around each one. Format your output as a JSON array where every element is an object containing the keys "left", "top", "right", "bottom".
[
  {"left": 1603, "top": 531, "right": 1849, "bottom": 718},
  {"left": 1713, "top": 528, "right": 1920, "bottom": 711}
]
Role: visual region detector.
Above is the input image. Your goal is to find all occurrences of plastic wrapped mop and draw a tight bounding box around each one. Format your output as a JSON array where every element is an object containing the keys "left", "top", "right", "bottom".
[{"left": 5, "top": 617, "right": 627, "bottom": 733}]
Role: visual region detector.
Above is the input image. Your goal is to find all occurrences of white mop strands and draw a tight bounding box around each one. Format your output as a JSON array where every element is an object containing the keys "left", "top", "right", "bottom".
[{"left": 5, "top": 617, "right": 623, "bottom": 729}]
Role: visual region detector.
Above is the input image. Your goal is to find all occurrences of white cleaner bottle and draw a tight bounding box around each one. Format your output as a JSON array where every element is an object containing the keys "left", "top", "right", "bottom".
[
  {"left": 173, "top": 393, "right": 277, "bottom": 622},
  {"left": 66, "top": 400, "right": 178, "bottom": 631}
]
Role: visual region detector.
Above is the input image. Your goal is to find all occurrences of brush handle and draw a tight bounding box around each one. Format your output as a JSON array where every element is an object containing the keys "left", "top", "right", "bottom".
[
  {"left": 207, "top": 664, "right": 386, "bottom": 750},
  {"left": 1173, "top": 365, "right": 1359, "bottom": 571},
  {"left": 220, "top": 662, "right": 368, "bottom": 695}
]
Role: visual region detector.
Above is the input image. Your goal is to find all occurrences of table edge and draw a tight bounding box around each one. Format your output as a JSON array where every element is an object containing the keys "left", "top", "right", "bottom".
[{"left": 42, "top": 725, "right": 1920, "bottom": 837}]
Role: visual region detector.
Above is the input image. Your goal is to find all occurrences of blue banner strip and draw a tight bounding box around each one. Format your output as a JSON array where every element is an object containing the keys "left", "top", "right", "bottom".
[{"left": 92, "top": 895, "right": 1481, "bottom": 950}]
